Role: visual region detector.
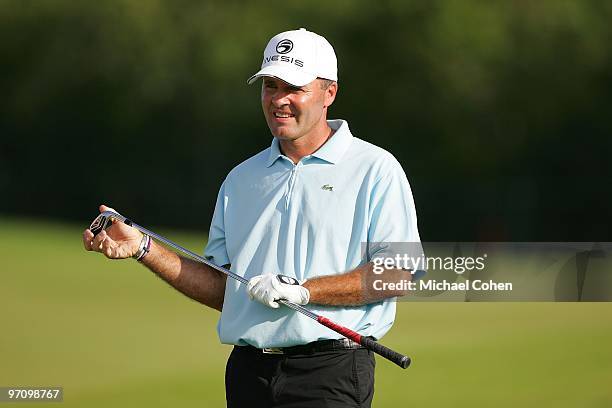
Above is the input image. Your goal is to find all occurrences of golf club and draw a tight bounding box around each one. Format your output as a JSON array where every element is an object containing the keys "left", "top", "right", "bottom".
[{"left": 89, "top": 210, "right": 411, "bottom": 369}]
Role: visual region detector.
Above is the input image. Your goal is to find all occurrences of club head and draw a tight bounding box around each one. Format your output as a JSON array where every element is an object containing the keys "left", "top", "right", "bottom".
[{"left": 89, "top": 210, "right": 126, "bottom": 236}]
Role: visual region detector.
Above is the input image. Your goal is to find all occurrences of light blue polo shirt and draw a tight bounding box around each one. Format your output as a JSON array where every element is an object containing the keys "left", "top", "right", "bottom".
[{"left": 204, "top": 119, "right": 420, "bottom": 348}]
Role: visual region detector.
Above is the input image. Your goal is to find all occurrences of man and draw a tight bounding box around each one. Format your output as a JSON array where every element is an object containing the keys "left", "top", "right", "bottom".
[{"left": 83, "top": 28, "right": 420, "bottom": 408}]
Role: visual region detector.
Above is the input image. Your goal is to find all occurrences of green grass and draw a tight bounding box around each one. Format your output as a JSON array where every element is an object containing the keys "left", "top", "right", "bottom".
[{"left": 1, "top": 217, "right": 611, "bottom": 407}]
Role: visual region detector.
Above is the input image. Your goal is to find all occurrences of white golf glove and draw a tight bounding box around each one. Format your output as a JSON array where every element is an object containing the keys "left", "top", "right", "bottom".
[{"left": 247, "top": 274, "right": 310, "bottom": 308}]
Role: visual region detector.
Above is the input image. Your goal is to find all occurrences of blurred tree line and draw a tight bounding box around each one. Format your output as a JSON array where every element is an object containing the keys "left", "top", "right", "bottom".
[{"left": 1, "top": 0, "right": 610, "bottom": 240}]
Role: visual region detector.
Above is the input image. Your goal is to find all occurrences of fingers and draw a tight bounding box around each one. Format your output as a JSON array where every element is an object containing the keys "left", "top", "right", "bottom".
[
  {"left": 85, "top": 205, "right": 125, "bottom": 258},
  {"left": 92, "top": 229, "right": 108, "bottom": 252},
  {"left": 83, "top": 229, "right": 112, "bottom": 255},
  {"left": 83, "top": 227, "right": 132, "bottom": 259},
  {"left": 100, "top": 233, "right": 117, "bottom": 258},
  {"left": 247, "top": 274, "right": 282, "bottom": 308},
  {"left": 99, "top": 204, "right": 117, "bottom": 213},
  {"left": 83, "top": 229, "right": 94, "bottom": 251},
  {"left": 246, "top": 275, "right": 264, "bottom": 299},
  {"left": 82, "top": 228, "right": 106, "bottom": 252}
]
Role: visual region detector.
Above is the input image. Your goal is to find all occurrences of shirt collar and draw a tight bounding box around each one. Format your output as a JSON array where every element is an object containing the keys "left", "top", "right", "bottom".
[
  {"left": 266, "top": 137, "right": 283, "bottom": 167},
  {"left": 266, "top": 119, "right": 353, "bottom": 167}
]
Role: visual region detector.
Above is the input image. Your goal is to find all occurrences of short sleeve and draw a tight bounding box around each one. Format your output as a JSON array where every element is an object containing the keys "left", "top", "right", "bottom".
[
  {"left": 204, "top": 180, "right": 231, "bottom": 266},
  {"left": 367, "top": 156, "right": 422, "bottom": 266}
]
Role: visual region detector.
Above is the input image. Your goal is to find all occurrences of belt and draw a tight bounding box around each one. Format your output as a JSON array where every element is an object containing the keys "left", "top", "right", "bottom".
[{"left": 238, "top": 338, "right": 366, "bottom": 355}]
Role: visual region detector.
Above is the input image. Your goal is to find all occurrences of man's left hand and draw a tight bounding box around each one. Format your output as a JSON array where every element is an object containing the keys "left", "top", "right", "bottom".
[{"left": 247, "top": 274, "right": 310, "bottom": 308}]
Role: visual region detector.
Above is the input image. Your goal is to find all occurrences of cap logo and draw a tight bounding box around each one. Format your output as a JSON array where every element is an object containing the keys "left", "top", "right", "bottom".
[{"left": 276, "top": 39, "right": 293, "bottom": 54}]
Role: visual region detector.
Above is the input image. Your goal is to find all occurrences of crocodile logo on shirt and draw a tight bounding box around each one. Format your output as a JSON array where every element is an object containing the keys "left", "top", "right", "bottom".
[{"left": 321, "top": 184, "right": 334, "bottom": 192}]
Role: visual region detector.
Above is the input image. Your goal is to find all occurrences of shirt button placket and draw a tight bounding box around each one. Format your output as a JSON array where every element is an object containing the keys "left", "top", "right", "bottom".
[{"left": 285, "top": 165, "right": 299, "bottom": 211}]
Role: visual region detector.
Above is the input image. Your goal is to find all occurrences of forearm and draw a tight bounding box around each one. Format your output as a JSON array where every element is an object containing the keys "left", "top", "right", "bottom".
[
  {"left": 140, "top": 240, "right": 226, "bottom": 311},
  {"left": 303, "top": 262, "right": 411, "bottom": 306}
]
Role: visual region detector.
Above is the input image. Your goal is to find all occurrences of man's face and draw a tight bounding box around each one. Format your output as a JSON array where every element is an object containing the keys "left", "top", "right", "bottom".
[{"left": 261, "top": 77, "right": 337, "bottom": 141}]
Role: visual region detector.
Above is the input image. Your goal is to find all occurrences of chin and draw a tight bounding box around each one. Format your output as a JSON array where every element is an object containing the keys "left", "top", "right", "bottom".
[{"left": 270, "top": 128, "right": 297, "bottom": 140}]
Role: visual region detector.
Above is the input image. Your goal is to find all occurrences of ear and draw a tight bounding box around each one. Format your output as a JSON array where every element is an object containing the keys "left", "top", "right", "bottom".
[{"left": 323, "top": 82, "right": 338, "bottom": 108}]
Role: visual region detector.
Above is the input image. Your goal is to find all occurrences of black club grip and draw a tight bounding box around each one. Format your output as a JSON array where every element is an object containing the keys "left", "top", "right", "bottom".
[
  {"left": 361, "top": 336, "right": 411, "bottom": 369},
  {"left": 316, "top": 316, "right": 411, "bottom": 369}
]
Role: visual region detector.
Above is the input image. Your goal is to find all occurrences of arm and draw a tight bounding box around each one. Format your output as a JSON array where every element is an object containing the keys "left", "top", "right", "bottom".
[
  {"left": 247, "top": 262, "right": 412, "bottom": 308},
  {"left": 139, "top": 240, "right": 227, "bottom": 311},
  {"left": 303, "top": 262, "right": 412, "bottom": 306},
  {"left": 83, "top": 205, "right": 226, "bottom": 311}
]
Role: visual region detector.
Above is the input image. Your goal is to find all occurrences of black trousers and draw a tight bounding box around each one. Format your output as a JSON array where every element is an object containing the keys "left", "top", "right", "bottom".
[{"left": 225, "top": 346, "right": 375, "bottom": 408}]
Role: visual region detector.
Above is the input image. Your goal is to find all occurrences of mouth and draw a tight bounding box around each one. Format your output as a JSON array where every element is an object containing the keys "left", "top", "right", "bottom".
[{"left": 272, "top": 111, "right": 295, "bottom": 120}]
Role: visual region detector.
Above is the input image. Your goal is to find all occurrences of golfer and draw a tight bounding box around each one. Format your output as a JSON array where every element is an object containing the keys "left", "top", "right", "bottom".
[{"left": 83, "top": 28, "right": 420, "bottom": 408}]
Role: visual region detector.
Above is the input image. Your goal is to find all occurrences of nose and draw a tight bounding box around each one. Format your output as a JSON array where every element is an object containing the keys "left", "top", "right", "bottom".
[{"left": 271, "top": 89, "right": 291, "bottom": 107}]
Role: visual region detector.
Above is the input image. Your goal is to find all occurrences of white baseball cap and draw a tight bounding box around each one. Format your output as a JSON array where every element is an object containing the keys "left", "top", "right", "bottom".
[{"left": 247, "top": 28, "right": 338, "bottom": 87}]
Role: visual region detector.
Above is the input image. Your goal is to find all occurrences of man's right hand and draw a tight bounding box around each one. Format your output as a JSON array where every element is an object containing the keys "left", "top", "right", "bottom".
[{"left": 82, "top": 205, "right": 143, "bottom": 259}]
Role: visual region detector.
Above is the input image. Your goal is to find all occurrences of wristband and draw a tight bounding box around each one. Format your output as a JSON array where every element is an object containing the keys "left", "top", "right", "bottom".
[{"left": 133, "top": 234, "right": 151, "bottom": 261}]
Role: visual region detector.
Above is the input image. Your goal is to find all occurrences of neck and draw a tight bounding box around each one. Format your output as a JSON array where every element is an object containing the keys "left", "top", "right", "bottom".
[{"left": 279, "top": 121, "right": 335, "bottom": 164}]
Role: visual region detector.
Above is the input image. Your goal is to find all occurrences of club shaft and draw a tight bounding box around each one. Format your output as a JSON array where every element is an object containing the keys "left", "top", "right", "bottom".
[
  {"left": 98, "top": 212, "right": 409, "bottom": 368},
  {"left": 130, "top": 222, "right": 249, "bottom": 284},
  {"left": 128, "top": 220, "right": 320, "bottom": 320}
]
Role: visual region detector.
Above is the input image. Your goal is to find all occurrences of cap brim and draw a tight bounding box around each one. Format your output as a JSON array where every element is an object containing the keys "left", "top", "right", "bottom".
[{"left": 247, "top": 65, "right": 316, "bottom": 87}]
